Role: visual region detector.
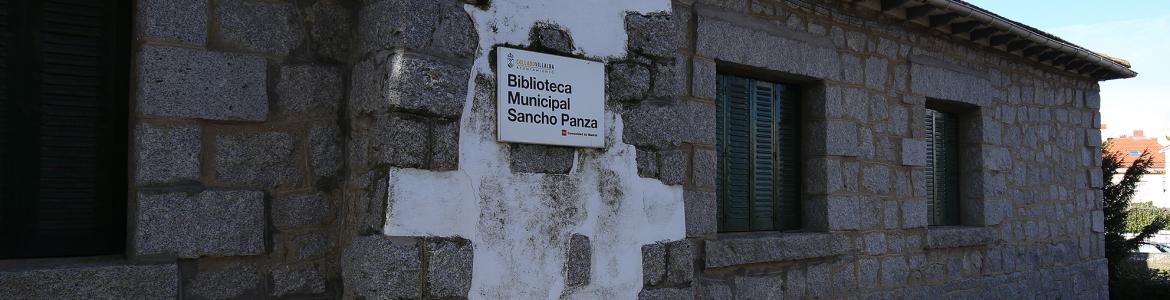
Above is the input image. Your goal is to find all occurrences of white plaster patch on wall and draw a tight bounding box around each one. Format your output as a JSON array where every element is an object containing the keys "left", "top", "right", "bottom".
[
  {"left": 383, "top": 169, "right": 478, "bottom": 237},
  {"left": 382, "top": 0, "right": 681, "bottom": 299}
]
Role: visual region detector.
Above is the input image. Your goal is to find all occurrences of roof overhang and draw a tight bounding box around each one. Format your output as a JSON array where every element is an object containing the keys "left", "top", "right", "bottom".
[{"left": 857, "top": 0, "right": 1137, "bottom": 80}]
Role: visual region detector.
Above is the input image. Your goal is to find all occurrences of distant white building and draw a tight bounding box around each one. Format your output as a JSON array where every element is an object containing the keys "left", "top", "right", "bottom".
[{"left": 1105, "top": 129, "right": 1169, "bottom": 207}]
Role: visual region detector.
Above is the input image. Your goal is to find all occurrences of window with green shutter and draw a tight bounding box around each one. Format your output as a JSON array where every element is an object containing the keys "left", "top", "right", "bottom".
[
  {"left": 1, "top": 0, "right": 129, "bottom": 258},
  {"left": 716, "top": 74, "right": 801, "bottom": 232},
  {"left": 925, "top": 108, "right": 961, "bottom": 226}
]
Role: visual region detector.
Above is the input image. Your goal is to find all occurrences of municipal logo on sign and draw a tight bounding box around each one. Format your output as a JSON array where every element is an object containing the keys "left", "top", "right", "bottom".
[{"left": 561, "top": 129, "right": 567, "bottom": 136}]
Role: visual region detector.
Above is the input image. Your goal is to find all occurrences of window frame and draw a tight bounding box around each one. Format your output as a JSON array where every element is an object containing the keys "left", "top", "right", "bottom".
[
  {"left": 925, "top": 107, "right": 961, "bottom": 226},
  {"left": 921, "top": 98, "right": 999, "bottom": 228},
  {"left": 0, "top": 0, "right": 130, "bottom": 259},
  {"left": 715, "top": 73, "right": 803, "bottom": 232}
]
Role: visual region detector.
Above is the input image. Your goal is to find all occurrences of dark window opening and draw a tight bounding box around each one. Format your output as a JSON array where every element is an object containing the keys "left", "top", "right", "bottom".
[
  {"left": 925, "top": 108, "right": 961, "bottom": 226},
  {"left": 716, "top": 74, "right": 802, "bottom": 232},
  {"left": 1, "top": 0, "right": 129, "bottom": 259}
]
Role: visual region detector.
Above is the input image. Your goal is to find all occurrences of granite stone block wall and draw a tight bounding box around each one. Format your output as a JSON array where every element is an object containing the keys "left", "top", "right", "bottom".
[
  {"left": 1, "top": 0, "right": 1113, "bottom": 298},
  {"left": 645, "top": 0, "right": 1108, "bottom": 299},
  {"left": 131, "top": 0, "right": 353, "bottom": 298}
]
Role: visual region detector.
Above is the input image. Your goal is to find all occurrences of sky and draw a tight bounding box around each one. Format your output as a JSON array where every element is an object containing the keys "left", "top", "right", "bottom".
[{"left": 969, "top": 0, "right": 1170, "bottom": 141}]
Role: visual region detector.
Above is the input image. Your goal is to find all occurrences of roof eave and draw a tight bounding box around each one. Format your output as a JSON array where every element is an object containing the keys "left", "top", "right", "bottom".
[{"left": 859, "top": 0, "right": 1137, "bottom": 81}]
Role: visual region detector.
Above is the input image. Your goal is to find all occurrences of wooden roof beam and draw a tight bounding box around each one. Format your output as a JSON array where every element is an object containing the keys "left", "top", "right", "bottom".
[
  {"left": 1037, "top": 51, "right": 1061, "bottom": 62},
  {"left": 1022, "top": 46, "right": 1046, "bottom": 57},
  {"left": 969, "top": 27, "right": 998, "bottom": 41},
  {"left": 988, "top": 34, "right": 1015, "bottom": 47},
  {"left": 950, "top": 21, "right": 982, "bottom": 35},
  {"left": 881, "top": 0, "right": 910, "bottom": 11},
  {"left": 1079, "top": 64, "right": 1101, "bottom": 75},
  {"left": 929, "top": 13, "right": 959, "bottom": 28},
  {"left": 905, "top": 5, "right": 935, "bottom": 20},
  {"left": 1006, "top": 40, "right": 1032, "bottom": 52}
]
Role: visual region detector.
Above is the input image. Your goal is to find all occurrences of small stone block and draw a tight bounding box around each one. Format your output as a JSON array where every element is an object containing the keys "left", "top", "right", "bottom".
[
  {"left": 638, "top": 287, "right": 693, "bottom": 300},
  {"left": 135, "top": 190, "right": 266, "bottom": 258},
  {"left": 370, "top": 114, "right": 429, "bottom": 168},
  {"left": 136, "top": 0, "right": 207, "bottom": 45},
  {"left": 822, "top": 120, "right": 859, "bottom": 157},
  {"left": 641, "top": 243, "right": 666, "bottom": 286},
  {"left": 692, "top": 148, "right": 717, "bottom": 189},
  {"left": 271, "top": 267, "right": 327, "bottom": 297},
  {"left": 926, "top": 226, "right": 995, "bottom": 249},
  {"left": 273, "top": 193, "right": 330, "bottom": 229},
  {"left": 533, "top": 25, "right": 574, "bottom": 53},
  {"left": 1092, "top": 210, "right": 1105, "bottom": 233},
  {"left": 901, "top": 138, "right": 927, "bottom": 166},
  {"left": 735, "top": 275, "right": 785, "bottom": 299},
  {"left": 692, "top": 58, "right": 716, "bottom": 99},
  {"left": 215, "top": 0, "right": 302, "bottom": 55},
  {"left": 665, "top": 240, "right": 694, "bottom": 285},
  {"left": 658, "top": 149, "right": 688, "bottom": 185},
  {"left": 135, "top": 123, "right": 201, "bottom": 185},
  {"left": 427, "top": 238, "right": 474, "bottom": 298},
  {"left": 1085, "top": 129, "right": 1102, "bottom": 147},
  {"left": 187, "top": 265, "right": 263, "bottom": 299},
  {"left": 607, "top": 62, "right": 651, "bottom": 103},
  {"left": 276, "top": 65, "right": 343, "bottom": 115},
  {"left": 430, "top": 120, "right": 461, "bottom": 171},
  {"left": 342, "top": 236, "right": 421, "bottom": 299},
  {"left": 636, "top": 149, "right": 659, "bottom": 178},
  {"left": 290, "top": 232, "right": 332, "bottom": 260},
  {"left": 684, "top": 191, "right": 717, "bottom": 237},
  {"left": 137, "top": 46, "right": 267, "bottom": 121},
  {"left": 565, "top": 234, "right": 591, "bottom": 287},
  {"left": 509, "top": 144, "right": 574, "bottom": 174},
  {"left": 214, "top": 131, "right": 302, "bottom": 187},
  {"left": 625, "top": 13, "right": 679, "bottom": 58},
  {"left": 385, "top": 53, "right": 470, "bottom": 118},
  {"left": 309, "top": 125, "right": 343, "bottom": 177}
]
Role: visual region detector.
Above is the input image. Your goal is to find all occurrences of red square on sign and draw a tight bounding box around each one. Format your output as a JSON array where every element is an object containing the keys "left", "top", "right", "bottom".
[{"left": 561, "top": 129, "right": 567, "bottom": 136}]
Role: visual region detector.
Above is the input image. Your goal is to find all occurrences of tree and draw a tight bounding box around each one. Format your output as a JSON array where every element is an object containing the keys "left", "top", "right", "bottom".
[
  {"left": 1104, "top": 141, "right": 1162, "bottom": 269},
  {"left": 1103, "top": 141, "right": 1170, "bottom": 298}
]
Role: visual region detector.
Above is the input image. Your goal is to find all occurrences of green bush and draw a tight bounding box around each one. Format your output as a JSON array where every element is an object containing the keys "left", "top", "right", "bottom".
[{"left": 1126, "top": 202, "right": 1170, "bottom": 233}]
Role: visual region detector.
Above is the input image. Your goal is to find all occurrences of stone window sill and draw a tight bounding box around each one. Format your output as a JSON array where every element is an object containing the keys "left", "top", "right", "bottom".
[
  {"left": 925, "top": 226, "right": 995, "bottom": 249},
  {"left": 0, "top": 255, "right": 126, "bottom": 270},
  {"left": 0, "top": 256, "right": 178, "bottom": 298},
  {"left": 704, "top": 231, "right": 846, "bottom": 268}
]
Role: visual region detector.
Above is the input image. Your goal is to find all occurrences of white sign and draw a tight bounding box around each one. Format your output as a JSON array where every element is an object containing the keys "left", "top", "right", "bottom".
[{"left": 496, "top": 47, "right": 605, "bottom": 148}]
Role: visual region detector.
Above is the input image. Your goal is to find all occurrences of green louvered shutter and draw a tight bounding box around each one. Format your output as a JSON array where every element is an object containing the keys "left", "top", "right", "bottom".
[
  {"left": 925, "top": 109, "right": 960, "bottom": 226},
  {"left": 717, "top": 74, "right": 801, "bottom": 232},
  {"left": 0, "top": 0, "right": 8, "bottom": 233},
  {"left": 0, "top": 0, "right": 128, "bottom": 258},
  {"left": 750, "top": 81, "right": 776, "bottom": 230},
  {"left": 718, "top": 75, "right": 752, "bottom": 231},
  {"left": 774, "top": 84, "right": 801, "bottom": 230}
]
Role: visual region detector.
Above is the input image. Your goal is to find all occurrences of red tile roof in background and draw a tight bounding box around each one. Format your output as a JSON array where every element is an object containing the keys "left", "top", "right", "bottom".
[{"left": 1108, "top": 133, "right": 1166, "bottom": 169}]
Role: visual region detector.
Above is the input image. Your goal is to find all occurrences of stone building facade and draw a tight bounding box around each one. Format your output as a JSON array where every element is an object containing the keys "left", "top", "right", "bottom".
[{"left": 0, "top": 0, "right": 1135, "bottom": 299}]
